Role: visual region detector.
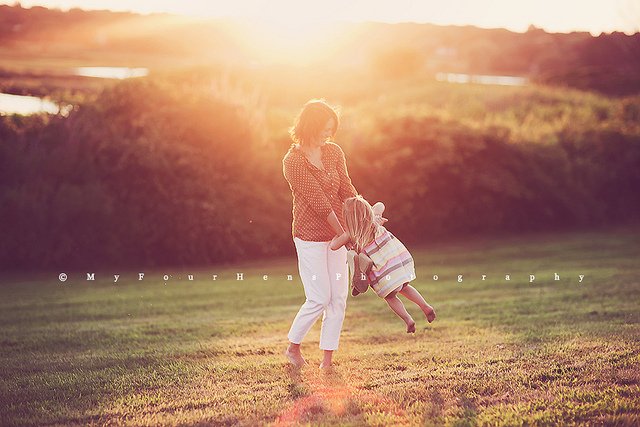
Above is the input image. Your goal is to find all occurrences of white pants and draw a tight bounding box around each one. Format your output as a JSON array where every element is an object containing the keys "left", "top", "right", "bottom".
[{"left": 288, "top": 237, "right": 349, "bottom": 351}]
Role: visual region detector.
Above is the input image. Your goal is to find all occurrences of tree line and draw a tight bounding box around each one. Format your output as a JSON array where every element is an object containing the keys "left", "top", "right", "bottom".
[{"left": 2, "top": 4, "right": 639, "bottom": 96}]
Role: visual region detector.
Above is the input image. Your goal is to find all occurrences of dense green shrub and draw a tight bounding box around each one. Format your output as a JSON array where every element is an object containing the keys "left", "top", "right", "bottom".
[
  {"left": 0, "top": 78, "right": 291, "bottom": 270},
  {"left": 345, "top": 116, "right": 640, "bottom": 245},
  {"left": 1, "top": 79, "right": 639, "bottom": 271}
]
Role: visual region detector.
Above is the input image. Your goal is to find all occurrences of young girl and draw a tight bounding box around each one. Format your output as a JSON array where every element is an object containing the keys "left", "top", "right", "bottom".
[{"left": 330, "top": 195, "right": 437, "bottom": 333}]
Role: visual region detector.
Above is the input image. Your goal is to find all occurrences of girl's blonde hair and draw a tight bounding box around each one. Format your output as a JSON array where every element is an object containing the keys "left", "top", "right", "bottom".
[{"left": 343, "top": 195, "right": 378, "bottom": 253}]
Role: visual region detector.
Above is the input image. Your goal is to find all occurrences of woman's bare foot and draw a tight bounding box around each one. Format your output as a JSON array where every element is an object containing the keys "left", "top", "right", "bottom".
[
  {"left": 284, "top": 347, "right": 307, "bottom": 368},
  {"left": 423, "top": 305, "right": 436, "bottom": 323},
  {"left": 406, "top": 320, "right": 416, "bottom": 333},
  {"left": 320, "top": 350, "right": 334, "bottom": 369}
]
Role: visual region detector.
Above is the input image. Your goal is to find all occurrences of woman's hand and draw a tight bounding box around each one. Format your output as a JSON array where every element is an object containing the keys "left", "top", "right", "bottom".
[{"left": 330, "top": 232, "right": 350, "bottom": 250}]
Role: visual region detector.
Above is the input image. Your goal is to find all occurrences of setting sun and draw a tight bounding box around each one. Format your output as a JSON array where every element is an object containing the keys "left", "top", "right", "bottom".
[{"left": 231, "top": 17, "right": 343, "bottom": 63}]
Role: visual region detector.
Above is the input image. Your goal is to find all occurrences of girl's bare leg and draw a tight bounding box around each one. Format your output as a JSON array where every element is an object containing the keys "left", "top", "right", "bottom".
[
  {"left": 384, "top": 291, "right": 416, "bottom": 333},
  {"left": 399, "top": 284, "right": 436, "bottom": 323},
  {"left": 357, "top": 253, "right": 373, "bottom": 274}
]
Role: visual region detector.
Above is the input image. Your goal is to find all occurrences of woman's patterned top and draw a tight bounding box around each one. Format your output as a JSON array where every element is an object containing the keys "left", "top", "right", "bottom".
[{"left": 283, "top": 141, "right": 357, "bottom": 241}]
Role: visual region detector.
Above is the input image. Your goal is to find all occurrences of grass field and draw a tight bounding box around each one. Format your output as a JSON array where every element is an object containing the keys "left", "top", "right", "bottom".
[{"left": 1, "top": 226, "right": 639, "bottom": 426}]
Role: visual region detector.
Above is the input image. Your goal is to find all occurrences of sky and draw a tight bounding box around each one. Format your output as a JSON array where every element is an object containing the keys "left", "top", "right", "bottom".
[{"left": 4, "top": 0, "right": 640, "bottom": 35}]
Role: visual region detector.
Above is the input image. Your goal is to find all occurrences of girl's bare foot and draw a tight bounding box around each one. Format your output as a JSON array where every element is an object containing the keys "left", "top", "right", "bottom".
[
  {"left": 423, "top": 305, "right": 436, "bottom": 323},
  {"left": 406, "top": 320, "right": 416, "bottom": 333},
  {"left": 284, "top": 349, "right": 307, "bottom": 368},
  {"left": 319, "top": 361, "right": 333, "bottom": 369}
]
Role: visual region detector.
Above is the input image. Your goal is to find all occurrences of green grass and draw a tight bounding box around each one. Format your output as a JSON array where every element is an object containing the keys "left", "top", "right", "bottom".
[{"left": 1, "top": 226, "right": 639, "bottom": 426}]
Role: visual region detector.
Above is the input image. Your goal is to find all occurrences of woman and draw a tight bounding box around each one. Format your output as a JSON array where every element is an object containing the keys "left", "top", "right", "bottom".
[{"left": 282, "top": 99, "right": 358, "bottom": 369}]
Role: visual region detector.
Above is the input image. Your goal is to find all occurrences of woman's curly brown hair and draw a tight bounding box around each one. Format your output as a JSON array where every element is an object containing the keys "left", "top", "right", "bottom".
[{"left": 289, "top": 99, "right": 340, "bottom": 146}]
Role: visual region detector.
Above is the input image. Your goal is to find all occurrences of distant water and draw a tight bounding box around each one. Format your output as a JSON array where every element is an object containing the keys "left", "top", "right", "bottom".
[
  {"left": 0, "top": 67, "right": 147, "bottom": 115},
  {"left": 0, "top": 93, "right": 67, "bottom": 115},
  {"left": 74, "top": 67, "right": 148, "bottom": 79},
  {"left": 436, "top": 73, "right": 528, "bottom": 86}
]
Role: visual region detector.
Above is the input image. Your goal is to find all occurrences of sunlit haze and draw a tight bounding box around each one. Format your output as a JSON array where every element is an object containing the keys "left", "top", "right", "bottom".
[{"left": 4, "top": 0, "right": 640, "bottom": 35}]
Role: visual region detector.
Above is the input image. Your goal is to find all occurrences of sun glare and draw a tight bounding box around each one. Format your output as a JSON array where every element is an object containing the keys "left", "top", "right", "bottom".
[{"left": 235, "top": 16, "right": 342, "bottom": 63}]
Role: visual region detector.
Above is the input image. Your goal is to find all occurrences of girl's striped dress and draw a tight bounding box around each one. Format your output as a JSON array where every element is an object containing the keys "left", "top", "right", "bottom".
[{"left": 362, "top": 225, "right": 416, "bottom": 298}]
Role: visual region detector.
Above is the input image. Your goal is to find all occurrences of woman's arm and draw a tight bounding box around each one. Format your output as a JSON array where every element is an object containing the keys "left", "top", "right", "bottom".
[
  {"left": 327, "top": 211, "right": 346, "bottom": 236},
  {"left": 334, "top": 144, "right": 358, "bottom": 200},
  {"left": 329, "top": 206, "right": 349, "bottom": 250},
  {"left": 330, "top": 229, "right": 350, "bottom": 250}
]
